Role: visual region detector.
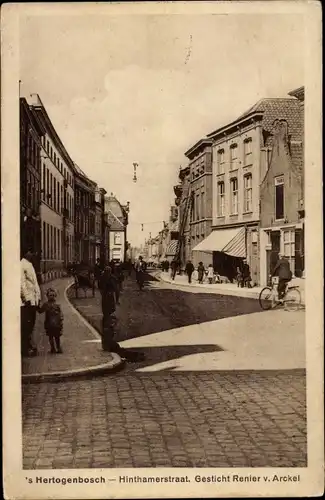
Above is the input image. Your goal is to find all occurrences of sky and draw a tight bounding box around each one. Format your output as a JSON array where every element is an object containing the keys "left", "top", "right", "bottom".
[{"left": 19, "top": 9, "right": 304, "bottom": 247}]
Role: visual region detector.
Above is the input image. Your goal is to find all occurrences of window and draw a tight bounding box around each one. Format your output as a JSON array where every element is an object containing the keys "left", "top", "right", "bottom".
[
  {"left": 50, "top": 173, "right": 53, "bottom": 207},
  {"left": 42, "top": 164, "right": 46, "bottom": 200},
  {"left": 60, "top": 185, "right": 63, "bottom": 213},
  {"left": 54, "top": 152, "right": 56, "bottom": 165},
  {"left": 46, "top": 223, "right": 49, "bottom": 260},
  {"left": 217, "top": 149, "right": 225, "bottom": 174},
  {"left": 201, "top": 190, "right": 205, "bottom": 219},
  {"left": 53, "top": 177, "right": 57, "bottom": 210},
  {"left": 50, "top": 146, "right": 53, "bottom": 160},
  {"left": 46, "top": 140, "right": 49, "bottom": 153},
  {"left": 46, "top": 169, "right": 49, "bottom": 203},
  {"left": 196, "top": 193, "right": 200, "bottom": 220},
  {"left": 243, "top": 174, "right": 252, "bottom": 212},
  {"left": 244, "top": 138, "right": 252, "bottom": 164},
  {"left": 230, "top": 144, "right": 238, "bottom": 167},
  {"left": 230, "top": 178, "right": 238, "bottom": 214},
  {"left": 50, "top": 225, "right": 53, "bottom": 260},
  {"left": 282, "top": 229, "right": 295, "bottom": 273},
  {"left": 57, "top": 182, "right": 60, "bottom": 212},
  {"left": 217, "top": 182, "right": 225, "bottom": 216},
  {"left": 54, "top": 227, "right": 57, "bottom": 260},
  {"left": 275, "top": 176, "right": 284, "bottom": 220},
  {"left": 43, "top": 222, "right": 46, "bottom": 261}
]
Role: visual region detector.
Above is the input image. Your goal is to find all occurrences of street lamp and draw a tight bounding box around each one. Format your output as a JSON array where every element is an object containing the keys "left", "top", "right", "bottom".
[{"left": 133, "top": 163, "right": 138, "bottom": 182}]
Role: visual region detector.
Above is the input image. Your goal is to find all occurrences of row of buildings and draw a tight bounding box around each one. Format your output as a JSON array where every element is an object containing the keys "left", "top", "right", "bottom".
[
  {"left": 146, "top": 86, "right": 304, "bottom": 286},
  {"left": 20, "top": 94, "right": 130, "bottom": 283}
]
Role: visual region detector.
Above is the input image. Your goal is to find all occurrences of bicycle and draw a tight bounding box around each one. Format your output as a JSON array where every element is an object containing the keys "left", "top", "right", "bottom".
[{"left": 259, "top": 276, "right": 301, "bottom": 311}]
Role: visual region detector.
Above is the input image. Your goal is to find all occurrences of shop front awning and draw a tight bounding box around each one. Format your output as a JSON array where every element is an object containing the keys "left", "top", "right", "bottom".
[
  {"left": 192, "top": 227, "right": 246, "bottom": 258},
  {"left": 165, "top": 240, "right": 179, "bottom": 256}
]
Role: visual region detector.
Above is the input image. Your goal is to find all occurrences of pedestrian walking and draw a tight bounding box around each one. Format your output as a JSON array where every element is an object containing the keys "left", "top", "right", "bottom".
[
  {"left": 135, "top": 256, "right": 146, "bottom": 290},
  {"left": 114, "top": 259, "right": 125, "bottom": 292},
  {"left": 21, "top": 248, "right": 41, "bottom": 357},
  {"left": 236, "top": 266, "right": 243, "bottom": 287},
  {"left": 242, "top": 259, "right": 252, "bottom": 288},
  {"left": 185, "top": 260, "right": 195, "bottom": 283},
  {"left": 170, "top": 259, "right": 178, "bottom": 280},
  {"left": 197, "top": 262, "right": 205, "bottom": 284},
  {"left": 207, "top": 264, "right": 214, "bottom": 284},
  {"left": 93, "top": 258, "right": 103, "bottom": 288},
  {"left": 38, "top": 288, "right": 64, "bottom": 354}
]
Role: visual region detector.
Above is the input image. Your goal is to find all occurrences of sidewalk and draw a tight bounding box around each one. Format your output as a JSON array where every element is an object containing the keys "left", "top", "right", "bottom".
[
  {"left": 22, "top": 278, "right": 124, "bottom": 382},
  {"left": 159, "top": 271, "right": 305, "bottom": 303}
]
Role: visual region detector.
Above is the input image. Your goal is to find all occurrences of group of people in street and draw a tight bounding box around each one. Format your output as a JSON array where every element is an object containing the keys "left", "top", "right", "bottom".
[{"left": 177, "top": 259, "right": 254, "bottom": 287}]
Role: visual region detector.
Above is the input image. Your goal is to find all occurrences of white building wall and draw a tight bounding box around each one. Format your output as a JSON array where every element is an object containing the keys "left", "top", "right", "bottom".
[
  {"left": 40, "top": 133, "right": 75, "bottom": 281},
  {"left": 212, "top": 125, "right": 261, "bottom": 225},
  {"left": 109, "top": 231, "right": 125, "bottom": 262}
]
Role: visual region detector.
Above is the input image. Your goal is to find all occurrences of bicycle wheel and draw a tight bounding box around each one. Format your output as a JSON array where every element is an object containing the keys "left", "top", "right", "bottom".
[
  {"left": 259, "top": 287, "right": 274, "bottom": 310},
  {"left": 284, "top": 288, "right": 301, "bottom": 311}
]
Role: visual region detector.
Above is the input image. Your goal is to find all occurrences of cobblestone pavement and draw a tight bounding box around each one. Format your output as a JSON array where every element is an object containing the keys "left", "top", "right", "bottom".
[
  {"left": 22, "top": 273, "right": 307, "bottom": 468},
  {"left": 22, "top": 370, "right": 306, "bottom": 469}
]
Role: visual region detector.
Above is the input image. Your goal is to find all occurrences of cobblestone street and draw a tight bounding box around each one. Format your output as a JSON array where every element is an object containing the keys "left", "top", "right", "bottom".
[
  {"left": 22, "top": 273, "right": 307, "bottom": 469},
  {"left": 23, "top": 370, "right": 306, "bottom": 469}
]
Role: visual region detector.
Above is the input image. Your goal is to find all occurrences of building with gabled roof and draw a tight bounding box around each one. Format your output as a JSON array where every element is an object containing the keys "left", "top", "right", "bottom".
[
  {"left": 259, "top": 88, "right": 304, "bottom": 285},
  {"left": 104, "top": 194, "right": 129, "bottom": 262}
]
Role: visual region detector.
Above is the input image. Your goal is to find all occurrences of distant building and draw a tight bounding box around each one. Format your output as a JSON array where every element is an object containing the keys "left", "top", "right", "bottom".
[
  {"left": 174, "top": 166, "right": 191, "bottom": 267},
  {"left": 259, "top": 87, "right": 304, "bottom": 285},
  {"left": 94, "top": 186, "right": 108, "bottom": 264},
  {"left": 74, "top": 163, "right": 97, "bottom": 266},
  {"left": 104, "top": 194, "right": 129, "bottom": 262},
  {"left": 185, "top": 138, "right": 213, "bottom": 267},
  {"left": 164, "top": 206, "right": 179, "bottom": 262},
  {"left": 20, "top": 97, "right": 45, "bottom": 279},
  {"left": 29, "top": 94, "right": 76, "bottom": 282}
]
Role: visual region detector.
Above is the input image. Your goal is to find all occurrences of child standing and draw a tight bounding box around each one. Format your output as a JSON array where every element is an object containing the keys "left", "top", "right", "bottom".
[{"left": 39, "top": 288, "right": 63, "bottom": 354}]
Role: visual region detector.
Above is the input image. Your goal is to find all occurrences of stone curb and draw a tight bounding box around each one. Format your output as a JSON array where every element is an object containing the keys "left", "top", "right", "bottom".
[
  {"left": 22, "top": 280, "right": 125, "bottom": 384},
  {"left": 22, "top": 353, "right": 125, "bottom": 384},
  {"left": 157, "top": 272, "right": 305, "bottom": 306},
  {"left": 157, "top": 272, "right": 260, "bottom": 299}
]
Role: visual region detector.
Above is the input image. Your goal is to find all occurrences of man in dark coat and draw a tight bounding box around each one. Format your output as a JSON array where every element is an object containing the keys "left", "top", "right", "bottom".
[
  {"left": 242, "top": 259, "right": 252, "bottom": 288},
  {"left": 170, "top": 259, "right": 178, "bottom": 280},
  {"left": 99, "top": 265, "right": 145, "bottom": 361},
  {"left": 99, "top": 265, "right": 118, "bottom": 348},
  {"left": 185, "top": 260, "right": 195, "bottom": 283},
  {"left": 272, "top": 253, "right": 293, "bottom": 301}
]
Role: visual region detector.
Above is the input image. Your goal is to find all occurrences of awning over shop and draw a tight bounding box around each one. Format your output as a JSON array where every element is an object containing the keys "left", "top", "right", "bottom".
[
  {"left": 192, "top": 227, "right": 246, "bottom": 258},
  {"left": 165, "top": 240, "right": 179, "bottom": 256}
]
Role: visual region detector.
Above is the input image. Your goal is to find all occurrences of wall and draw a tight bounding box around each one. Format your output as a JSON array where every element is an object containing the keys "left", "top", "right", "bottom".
[
  {"left": 40, "top": 133, "right": 75, "bottom": 279},
  {"left": 212, "top": 124, "right": 261, "bottom": 226},
  {"left": 109, "top": 231, "right": 125, "bottom": 262},
  {"left": 259, "top": 121, "right": 304, "bottom": 284}
]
